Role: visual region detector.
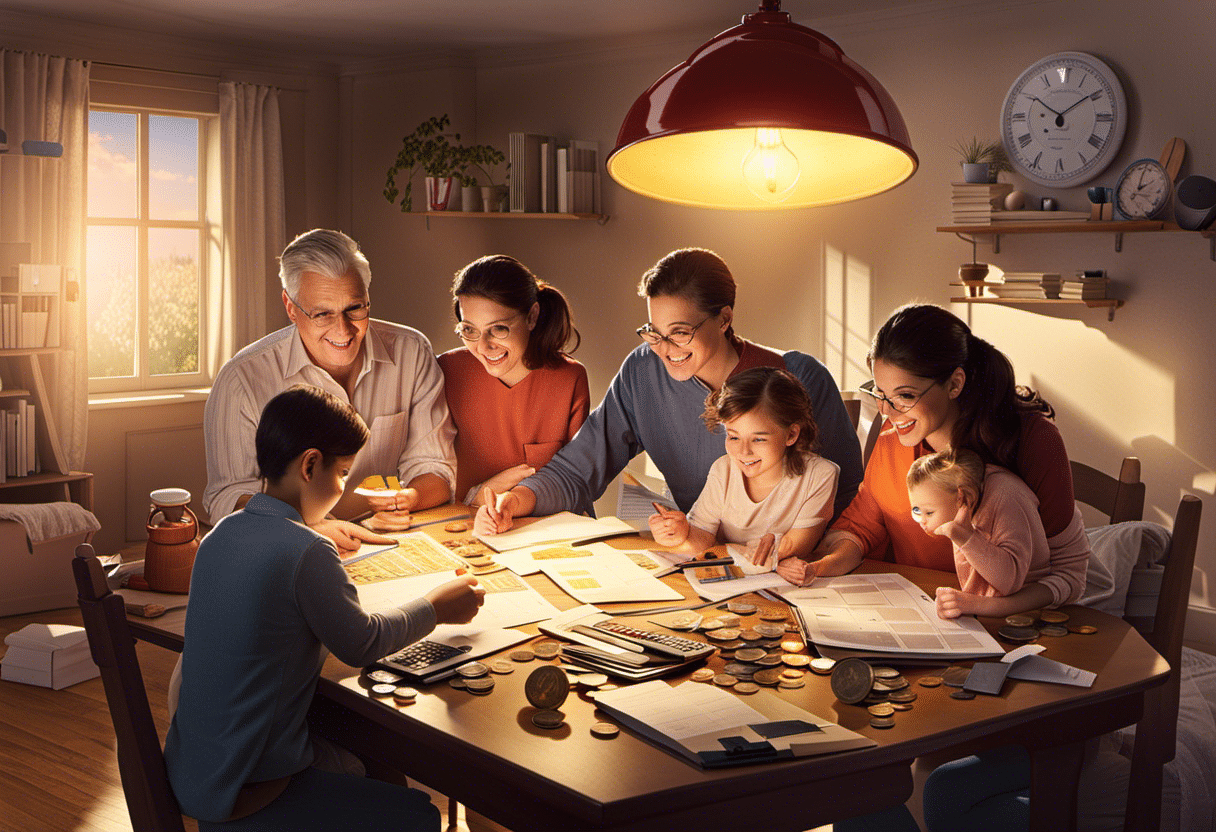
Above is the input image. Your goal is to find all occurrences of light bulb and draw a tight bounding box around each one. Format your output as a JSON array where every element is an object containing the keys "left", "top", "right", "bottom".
[{"left": 741, "top": 128, "right": 800, "bottom": 203}]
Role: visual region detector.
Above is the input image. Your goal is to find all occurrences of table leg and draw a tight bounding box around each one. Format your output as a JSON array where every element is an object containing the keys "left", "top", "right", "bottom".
[{"left": 1028, "top": 740, "right": 1084, "bottom": 832}]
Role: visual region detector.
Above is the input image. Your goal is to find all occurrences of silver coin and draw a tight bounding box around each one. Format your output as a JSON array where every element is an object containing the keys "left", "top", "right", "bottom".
[
  {"left": 365, "top": 669, "right": 404, "bottom": 685},
  {"left": 734, "top": 647, "right": 767, "bottom": 662},
  {"left": 1040, "top": 624, "right": 1069, "bottom": 638},
  {"left": 754, "top": 623, "right": 785, "bottom": 639},
  {"left": 888, "top": 689, "right": 918, "bottom": 703},
  {"left": 722, "top": 662, "right": 757, "bottom": 680},
  {"left": 465, "top": 676, "right": 495, "bottom": 693},
  {"left": 533, "top": 641, "right": 561, "bottom": 659},
  {"left": 810, "top": 657, "right": 836, "bottom": 675},
  {"left": 590, "top": 722, "right": 619, "bottom": 738},
  {"left": 726, "top": 601, "right": 757, "bottom": 615},
  {"left": 870, "top": 716, "right": 896, "bottom": 729},
  {"left": 455, "top": 661, "right": 489, "bottom": 678},
  {"left": 576, "top": 673, "right": 610, "bottom": 687},
  {"left": 872, "top": 666, "right": 900, "bottom": 679},
  {"left": 490, "top": 660, "right": 515, "bottom": 674},
  {"left": 448, "top": 677, "right": 466, "bottom": 689},
  {"left": 370, "top": 683, "right": 396, "bottom": 697}
]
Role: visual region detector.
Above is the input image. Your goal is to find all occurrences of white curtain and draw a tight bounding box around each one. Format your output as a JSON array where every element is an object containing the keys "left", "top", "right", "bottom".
[
  {"left": 0, "top": 50, "right": 90, "bottom": 471},
  {"left": 213, "top": 81, "right": 285, "bottom": 373}
]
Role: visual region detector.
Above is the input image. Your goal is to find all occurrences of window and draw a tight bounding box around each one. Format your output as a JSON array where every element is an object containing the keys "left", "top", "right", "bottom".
[{"left": 87, "top": 107, "right": 215, "bottom": 391}]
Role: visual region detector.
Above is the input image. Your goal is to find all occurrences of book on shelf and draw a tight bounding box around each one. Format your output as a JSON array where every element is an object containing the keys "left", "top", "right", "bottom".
[
  {"left": 990, "top": 210, "right": 1090, "bottom": 222},
  {"left": 988, "top": 286, "right": 1048, "bottom": 299},
  {"left": 508, "top": 132, "right": 550, "bottom": 213}
]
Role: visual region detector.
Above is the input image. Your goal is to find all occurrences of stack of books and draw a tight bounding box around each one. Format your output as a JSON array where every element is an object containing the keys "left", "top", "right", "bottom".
[
  {"left": 988, "top": 272, "right": 1059, "bottom": 299},
  {"left": 991, "top": 209, "right": 1090, "bottom": 223},
  {"left": 510, "top": 134, "right": 601, "bottom": 215},
  {"left": 1, "top": 623, "right": 100, "bottom": 689},
  {"left": 1056, "top": 271, "right": 1109, "bottom": 299},
  {"left": 1, "top": 398, "right": 38, "bottom": 480},
  {"left": 950, "top": 182, "right": 1013, "bottom": 224}
]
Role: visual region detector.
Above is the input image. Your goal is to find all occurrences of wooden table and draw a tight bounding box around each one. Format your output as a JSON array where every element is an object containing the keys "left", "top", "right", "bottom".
[{"left": 127, "top": 506, "right": 1168, "bottom": 832}]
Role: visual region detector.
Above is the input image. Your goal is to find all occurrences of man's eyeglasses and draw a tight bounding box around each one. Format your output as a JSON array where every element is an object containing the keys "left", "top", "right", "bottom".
[
  {"left": 290, "top": 297, "right": 371, "bottom": 328},
  {"left": 455, "top": 317, "right": 520, "bottom": 343},
  {"left": 859, "top": 379, "right": 935, "bottom": 414},
  {"left": 636, "top": 315, "right": 713, "bottom": 348}
]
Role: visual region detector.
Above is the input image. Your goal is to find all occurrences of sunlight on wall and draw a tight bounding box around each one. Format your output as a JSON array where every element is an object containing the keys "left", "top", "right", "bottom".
[{"left": 822, "top": 243, "right": 872, "bottom": 392}]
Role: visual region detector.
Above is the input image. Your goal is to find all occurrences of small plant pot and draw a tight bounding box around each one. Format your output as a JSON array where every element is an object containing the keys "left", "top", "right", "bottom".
[
  {"left": 426, "top": 176, "right": 456, "bottom": 211},
  {"left": 959, "top": 263, "right": 990, "bottom": 297},
  {"left": 480, "top": 185, "right": 507, "bottom": 212},
  {"left": 461, "top": 185, "right": 481, "bottom": 212},
  {"left": 961, "top": 163, "right": 990, "bottom": 184}
]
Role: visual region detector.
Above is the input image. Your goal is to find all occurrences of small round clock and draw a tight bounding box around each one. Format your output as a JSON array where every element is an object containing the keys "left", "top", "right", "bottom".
[
  {"left": 1115, "top": 158, "right": 1171, "bottom": 219},
  {"left": 1000, "top": 52, "right": 1127, "bottom": 188}
]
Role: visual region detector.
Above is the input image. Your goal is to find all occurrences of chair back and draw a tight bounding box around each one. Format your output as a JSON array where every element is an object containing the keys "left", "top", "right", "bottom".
[
  {"left": 73, "top": 543, "right": 186, "bottom": 832},
  {"left": 1070, "top": 456, "right": 1145, "bottom": 524},
  {"left": 861, "top": 414, "right": 884, "bottom": 469}
]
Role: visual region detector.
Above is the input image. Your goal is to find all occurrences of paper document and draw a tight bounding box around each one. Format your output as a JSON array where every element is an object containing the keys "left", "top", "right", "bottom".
[
  {"left": 776, "top": 573, "right": 1004, "bottom": 659},
  {"left": 537, "top": 545, "right": 683, "bottom": 603},
  {"left": 1002, "top": 644, "right": 1096, "bottom": 687},
  {"left": 616, "top": 475, "right": 678, "bottom": 531},
  {"left": 495, "top": 541, "right": 686, "bottom": 578},
  {"left": 476, "top": 511, "right": 634, "bottom": 552},
  {"left": 683, "top": 562, "right": 790, "bottom": 603}
]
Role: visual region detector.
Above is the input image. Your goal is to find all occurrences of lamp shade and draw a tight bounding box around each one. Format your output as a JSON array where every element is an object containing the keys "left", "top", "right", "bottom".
[{"left": 607, "top": 4, "right": 917, "bottom": 210}]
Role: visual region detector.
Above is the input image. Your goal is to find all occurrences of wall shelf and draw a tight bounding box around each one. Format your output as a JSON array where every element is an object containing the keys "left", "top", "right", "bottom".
[
  {"left": 421, "top": 211, "right": 608, "bottom": 229},
  {"left": 949, "top": 295, "right": 1123, "bottom": 322},
  {"left": 936, "top": 220, "right": 1215, "bottom": 258}
]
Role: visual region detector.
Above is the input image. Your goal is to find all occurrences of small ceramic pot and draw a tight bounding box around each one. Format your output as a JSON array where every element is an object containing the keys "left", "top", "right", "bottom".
[
  {"left": 461, "top": 185, "right": 481, "bottom": 212},
  {"left": 962, "top": 163, "right": 990, "bottom": 184},
  {"left": 959, "top": 263, "right": 990, "bottom": 297}
]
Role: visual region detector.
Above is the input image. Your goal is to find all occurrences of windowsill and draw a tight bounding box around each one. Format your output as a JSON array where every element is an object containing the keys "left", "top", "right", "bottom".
[{"left": 89, "top": 387, "right": 211, "bottom": 410}]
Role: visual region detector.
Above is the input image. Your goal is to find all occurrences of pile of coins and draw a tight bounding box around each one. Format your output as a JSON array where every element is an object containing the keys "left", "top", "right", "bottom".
[
  {"left": 363, "top": 668, "right": 422, "bottom": 708},
  {"left": 525, "top": 665, "right": 569, "bottom": 730},
  {"left": 830, "top": 659, "right": 921, "bottom": 728},
  {"left": 996, "top": 609, "right": 1094, "bottom": 642},
  {"left": 444, "top": 661, "right": 495, "bottom": 695}
]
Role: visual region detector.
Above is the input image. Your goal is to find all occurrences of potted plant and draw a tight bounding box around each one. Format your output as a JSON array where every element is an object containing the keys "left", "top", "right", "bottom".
[
  {"left": 384, "top": 114, "right": 464, "bottom": 212},
  {"left": 454, "top": 143, "right": 509, "bottom": 212},
  {"left": 951, "top": 137, "right": 1012, "bottom": 184}
]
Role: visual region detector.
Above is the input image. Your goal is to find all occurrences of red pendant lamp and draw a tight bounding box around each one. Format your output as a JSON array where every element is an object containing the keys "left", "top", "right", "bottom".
[{"left": 607, "top": 0, "right": 917, "bottom": 210}]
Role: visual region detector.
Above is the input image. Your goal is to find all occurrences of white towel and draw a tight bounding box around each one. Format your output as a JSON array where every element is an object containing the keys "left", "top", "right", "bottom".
[{"left": 0, "top": 501, "right": 100, "bottom": 546}]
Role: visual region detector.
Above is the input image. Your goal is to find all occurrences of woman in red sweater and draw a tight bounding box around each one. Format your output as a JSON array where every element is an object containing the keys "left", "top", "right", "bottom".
[
  {"left": 803, "top": 303, "right": 1088, "bottom": 617},
  {"left": 438, "top": 255, "right": 589, "bottom": 506}
]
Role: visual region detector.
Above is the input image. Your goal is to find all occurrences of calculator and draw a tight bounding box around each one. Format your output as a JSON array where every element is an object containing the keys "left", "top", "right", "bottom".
[
  {"left": 376, "top": 640, "right": 473, "bottom": 678},
  {"left": 583, "top": 620, "right": 715, "bottom": 660}
]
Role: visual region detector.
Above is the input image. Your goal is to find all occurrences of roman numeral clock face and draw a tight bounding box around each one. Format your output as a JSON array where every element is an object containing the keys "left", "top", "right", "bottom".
[{"left": 1001, "top": 52, "right": 1127, "bottom": 188}]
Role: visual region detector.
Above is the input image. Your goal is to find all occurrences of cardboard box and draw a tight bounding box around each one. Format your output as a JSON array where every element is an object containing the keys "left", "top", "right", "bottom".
[{"left": 0, "top": 520, "right": 93, "bottom": 616}]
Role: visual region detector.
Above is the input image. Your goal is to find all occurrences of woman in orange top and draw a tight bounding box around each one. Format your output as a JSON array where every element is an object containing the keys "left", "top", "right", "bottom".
[
  {"left": 799, "top": 303, "right": 1088, "bottom": 618},
  {"left": 438, "top": 255, "right": 589, "bottom": 506}
]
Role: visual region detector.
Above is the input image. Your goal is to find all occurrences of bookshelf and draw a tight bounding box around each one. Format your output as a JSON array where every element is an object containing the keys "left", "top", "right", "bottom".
[
  {"left": 948, "top": 295, "right": 1123, "bottom": 321},
  {"left": 936, "top": 220, "right": 1214, "bottom": 259}
]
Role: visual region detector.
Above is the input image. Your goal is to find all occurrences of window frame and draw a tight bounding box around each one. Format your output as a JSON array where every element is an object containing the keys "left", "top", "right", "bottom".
[{"left": 86, "top": 104, "right": 217, "bottom": 394}]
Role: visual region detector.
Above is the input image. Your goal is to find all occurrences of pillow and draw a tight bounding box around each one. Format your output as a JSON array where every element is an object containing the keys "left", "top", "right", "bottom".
[{"left": 1079, "top": 521, "right": 1170, "bottom": 617}]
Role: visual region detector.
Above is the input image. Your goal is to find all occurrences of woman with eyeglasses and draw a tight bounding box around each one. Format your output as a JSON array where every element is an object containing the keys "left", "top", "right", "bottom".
[
  {"left": 805, "top": 303, "right": 1089, "bottom": 617},
  {"left": 438, "top": 255, "right": 589, "bottom": 506},
  {"left": 474, "top": 247, "right": 862, "bottom": 535}
]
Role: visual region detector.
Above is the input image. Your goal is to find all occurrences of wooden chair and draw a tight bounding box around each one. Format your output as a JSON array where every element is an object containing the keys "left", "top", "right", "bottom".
[
  {"left": 72, "top": 543, "right": 186, "bottom": 832},
  {"left": 1069, "top": 457, "right": 1203, "bottom": 831},
  {"left": 861, "top": 413, "right": 884, "bottom": 469}
]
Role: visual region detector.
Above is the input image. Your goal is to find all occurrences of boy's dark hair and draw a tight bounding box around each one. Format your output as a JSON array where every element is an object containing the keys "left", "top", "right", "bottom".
[
  {"left": 255, "top": 385, "right": 369, "bottom": 482},
  {"left": 703, "top": 366, "right": 819, "bottom": 477}
]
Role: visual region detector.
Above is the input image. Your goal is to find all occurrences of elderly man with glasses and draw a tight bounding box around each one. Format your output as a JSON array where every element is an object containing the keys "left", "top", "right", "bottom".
[{"left": 203, "top": 229, "right": 455, "bottom": 552}]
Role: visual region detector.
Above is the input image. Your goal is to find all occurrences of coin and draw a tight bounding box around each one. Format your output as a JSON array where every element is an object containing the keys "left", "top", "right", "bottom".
[
  {"left": 713, "top": 673, "right": 738, "bottom": 687},
  {"left": 998, "top": 625, "right": 1039, "bottom": 643},
  {"left": 576, "top": 673, "right": 609, "bottom": 688},
  {"left": 734, "top": 682, "right": 760, "bottom": 695},
  {"left": 754, "top": 623, "right": 785, "bottom": 639},
  {"left": 1040, "top": 610, "right": 1070, "bottom": 624},
  {"left": 531, "top": 709, "right": 565, "bottom": 729},
  {"left": 533, "top": 641, "right": 561, "bottom": 659},
  {"left": 392, "top": 686, "right": 418, "bottom": 704},
  {"left": 465, "top": 676, "right": 495, "bottom": 694},
  {"left": 448, "top": 677, "right": 466, "bottom": 689},
  {"left": 726, "top": 601, "right": 757, "bottom": 615},
  {"left": 870, "top": 716, "right": 896, "bottom": 729},
  {"left": 888, "top": 689, "right": 918, "bottom": 703},
  {"left": 780, "top": 639, "right": 806, "bottom": 653},
  {"left": 691, "top": 668, "right": 715, "bottom": 682},
  {"left": 456, "top": 662, "right": 489, "bottom": 678},
  {"left": 754, "top": 669, "right": 783, "bottom": 686},
  {"left": 590, "top": 722, "right": 619, "bottom": 738},
  {"left": 864, "top": 693, "right": 890, "bottom": 705},
  {"left": 444, "top": 521, "right": 469, "bottom": 533},
  {"left": 891, "top": 702, "right": 914, "bottom": 711},
  {"left": 716, "top": 614, "right": 742, "bottom": 628},
  {"left": 734, "top": 647, "right": 767, "bottom": 662},
  {"left": 941, "top": 666, "right": 971, "bottom": 687},
  {"left": 831, "top": 658, "right": 876, "bottom": 705},
  {"left": 365, "top": 669, "right": 404, "bottom": 685},
  {"left": 1005, "top": 614, "right": 1036, "bottom": 628},
  {"left": 867, "top": 703, "right": 896, "bottom": 717},
  {"left": 780, "top": 669, "right": 805, "bottom": 680},
  {"left": 1040, "top": 624, "right": 1069, "bottom": 638},
  {"left": 872, "top": 666, "right": 900, "bottom": 679},
  {"left": 524, "top": 665, "right": 570, "bottom": 711},
  {"left": 782, "top": 654, "right": 810, "bottom": 667},
  {"left": 759, "top": 609, "right": 788, "bottom": 621},
  {"left": 510, "top": 649, "right": 536, "bottom": 662},
  {"left": 755, "top": 653, "right": 784, "bottom": 666},
  {"left": 778, "top": 677, "right": 805, "bottom": 689},
  {"left": 918, "top": 676, "right": 943, "bottom": 688},
  {"left": 370, "top": 683, "right": 396, "bottom": 697},
  {"left": 668, "top": 612, "right": 701, "bottom": 630},
  {"left": 722, "top": 663, "right": 756, "bottom": 680},
  {"left": 1070, "top": 624, "right": 1098, "bottom": 635},
  {"left": 950, "top": 690, "right": 976, "bottom": 700},
  {"left": 706, "top": 628, "right": 741, "bottom": 642},
  {"left": 700, "top": 618, "right": 725, "bottom": 631},
  {"left": 739, "top": 629, "right": 763, "bottom": 642},
  {"left": 715, "top": 640, "right": 744, "bottom": 650},
  {"left": 873, "top": 676, "right": 909, "bottom": 692},
  {"left": 490, "top": 660, "right": 515, "bottom": 674}
]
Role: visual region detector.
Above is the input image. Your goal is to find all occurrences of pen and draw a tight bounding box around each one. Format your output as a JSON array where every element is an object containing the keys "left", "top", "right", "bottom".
[{"left": 674, "top": 558, "right": 734, "bottom": 570}]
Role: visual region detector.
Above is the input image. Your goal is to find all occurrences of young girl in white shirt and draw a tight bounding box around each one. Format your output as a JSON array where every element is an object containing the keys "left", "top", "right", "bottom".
[{"left": 649, "top": 367, "right": 839, "bottom": 585}]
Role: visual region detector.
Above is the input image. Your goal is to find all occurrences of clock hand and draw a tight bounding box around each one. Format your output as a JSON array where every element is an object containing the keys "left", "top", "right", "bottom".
[{"left": 1028, "top": 96, "right": 1065, "bottom": 117}]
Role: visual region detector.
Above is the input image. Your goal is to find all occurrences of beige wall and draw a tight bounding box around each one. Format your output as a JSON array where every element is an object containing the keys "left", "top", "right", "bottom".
[{"left": 345, "top": 1, "right": 1216, "bottom": 646}]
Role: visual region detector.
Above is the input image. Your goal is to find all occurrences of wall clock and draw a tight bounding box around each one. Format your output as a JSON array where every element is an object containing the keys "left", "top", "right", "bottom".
[{"left": 1000, "top": 51, "right": 1127, "bottom": 188}]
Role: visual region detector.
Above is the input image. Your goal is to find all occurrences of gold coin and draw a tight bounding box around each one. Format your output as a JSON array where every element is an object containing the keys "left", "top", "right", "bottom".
[
  {"left": 465, "top": 676, "right": 495, "bottom": 694},
  {"left": 726, "top": 601, "right": 757, "bottom": 614},
  {"left": 778, "top": 677, "right": 805, "bottom": 689},
  {"left": 531, "top": 709, "right": 565, "bottom": 729},
  {"left": 734, "top": 682, "right": 760, "bottom": 695},
  {"left": 891, "top": 702, "right": 914, "bottom": 711},
  {"left": 870, "top": 716, "right": 896, "bottom": 729},
  {"left": 444, "top": 521, "right": 469, "bottom": 533},
  {"left": 448, "top": 677, "right": 466, "bottom": 689},
  {"left": 590, "top": 722, "right": 619, "bottom": 738},
  {"left": 510, "top": 649, "right": 536, "bottom": 662},
  {"left": 780, "top": 669, "right": 805, "bottom": 680},
  {"left": 1040, "top": 610, "right": 1070, "bottom": 624},
  {"left": 810, "top": 658, "right": 836, "bottom": 675},
  {"left": 918, "top": 676, "right": 943, "bottom": 688},
  {"left": 867, "top": 703, "right": 896, "bottom": 717},
  {"left": 713, "top": 673, "right": 738, "bottom": 687},
  {"left": 690, "top": 668, "right": 715, "bottom": 682},
  {"left": 533, "top": 641, "right": 561, "bottom": 659},
  {"left": 490, "top": 660, "right": 515, "bottom": 674},
  {"left": 668, "top": 612, "right": 701, "bottom": 630},
  {"left": 706, "top": 628, "right": 741, "bottom": 642},
  {"left": 699, "top": 618, "right": 726, "bottom": 631},
  {"left": 716, "top": 614, "right": 742, "bottom": 628},
  {"left": 739, "top": 629, "right": 763, "bottom": 642},
  {"left": 1005, "top": 614, "right": 1036, "bottom": 628},
  {"left": 759, "top": 609, "right": 788, "bottom": 622},
  {"left": 1070, "top": 624, "right": 1098, "bottom": 635},
  {"left": 780, "top": 640, "right": 806, "bottom": 653},
  {"left": 781, "top": 654, "right": 810, "bottom": 667},
  {"left": 524, "top": 665, "right": 570, "bottom": 710},
  {"left": 753, "top": 669, "right": 783, "bottom": 686}
]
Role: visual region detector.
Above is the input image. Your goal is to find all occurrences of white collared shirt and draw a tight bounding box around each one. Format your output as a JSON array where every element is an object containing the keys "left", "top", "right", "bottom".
[{"left": 202, "top": 319, "right": 456, "bottom": 522}]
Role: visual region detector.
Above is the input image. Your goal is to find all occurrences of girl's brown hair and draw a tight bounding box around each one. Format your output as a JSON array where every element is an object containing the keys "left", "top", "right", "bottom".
[
  {"left": 637, "top": 248, "right": 738, "bottom": 344},
  {"left": 703, "top": 367, "right": 818, "bottom": 477},
  {"left": 452, "top": 255, "right": 580, "bottom": 369},
  {"left": 906, "top": 448, "right": 986, "bottom": 508}
]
